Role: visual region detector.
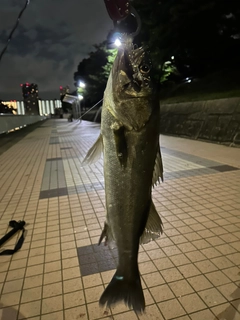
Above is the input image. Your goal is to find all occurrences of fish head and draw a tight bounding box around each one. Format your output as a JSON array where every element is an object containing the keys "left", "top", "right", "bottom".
[
  {"left": 107, "top": 36, "right": 159, "bottom": 130},
  {"left": 112, "top": 36, "right": 155, "bottom": 100}
]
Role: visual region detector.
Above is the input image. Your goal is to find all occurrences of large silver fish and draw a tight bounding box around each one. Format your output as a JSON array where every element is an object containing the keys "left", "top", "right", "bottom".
[{"left": 84, "top": 36, "right": 163, "bottom": 313}]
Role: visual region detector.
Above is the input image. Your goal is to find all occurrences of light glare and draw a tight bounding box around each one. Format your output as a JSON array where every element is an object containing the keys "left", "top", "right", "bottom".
[
  {"left": 78, "top": 81, "right": 86, "bottom": 88},
  {"left": 114, "top": 38, "right": 122, "bottom": 47}
]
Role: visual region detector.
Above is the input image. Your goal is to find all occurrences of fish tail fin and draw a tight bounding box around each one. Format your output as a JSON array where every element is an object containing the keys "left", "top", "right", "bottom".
[{"left": 99, "top": 270, "right": 145, "bottom": 314}]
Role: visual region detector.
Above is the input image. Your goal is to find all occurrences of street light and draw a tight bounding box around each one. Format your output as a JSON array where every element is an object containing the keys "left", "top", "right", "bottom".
[
  {"left": 77, "top": 81, "right": 86, "bottom": 111},
  {"left": 78, "top": 81, "right": 86, "bottom": 88},
  {"left": 114, "top": 38, "right": 122, "bottom": 47}
]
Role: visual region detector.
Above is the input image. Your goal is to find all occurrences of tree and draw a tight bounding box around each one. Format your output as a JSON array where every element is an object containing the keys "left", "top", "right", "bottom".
[
  {"left": 134, "top": 0, "right": 240, "bottom": 80},
  {"left": 74, "top": 1, "right": 240, "bottom": 100},
  {"left": 74, "top": 42, "right": 117, "bottom": 107}
]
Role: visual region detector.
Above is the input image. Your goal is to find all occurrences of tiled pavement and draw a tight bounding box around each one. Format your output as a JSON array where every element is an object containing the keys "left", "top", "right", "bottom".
[{"left": 0, "top": 119, "right": 240, "bottom": 320}]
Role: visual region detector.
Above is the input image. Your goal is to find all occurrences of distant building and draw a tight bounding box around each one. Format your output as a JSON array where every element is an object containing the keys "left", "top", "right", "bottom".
[
  {"left": 21, "top": 83, "right": 39, "bottom": 115},
  {"left": 59, "top": 85, "right": 70, "bottom": 100}
]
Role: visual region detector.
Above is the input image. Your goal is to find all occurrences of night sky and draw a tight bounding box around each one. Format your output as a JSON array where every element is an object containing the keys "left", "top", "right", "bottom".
[{"left": 0, "top": 0, "right": 113, "bottom": 100}]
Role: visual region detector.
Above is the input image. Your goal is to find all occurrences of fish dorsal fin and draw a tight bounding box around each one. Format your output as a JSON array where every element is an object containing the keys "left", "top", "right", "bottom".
[
  {"left": 82, "top": 134, "right": 103, "bottom": 165},
  {"left": 140, "top": 201, "right": 163, "bottom": 244},
  {"left": 152, "top": 147, "right": 164, "bottom": 187}
]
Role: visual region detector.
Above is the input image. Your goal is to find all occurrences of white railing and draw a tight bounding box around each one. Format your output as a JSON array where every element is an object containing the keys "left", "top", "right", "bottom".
[{"left": 0, "top": 115, "right": 47, "bottom": 134}]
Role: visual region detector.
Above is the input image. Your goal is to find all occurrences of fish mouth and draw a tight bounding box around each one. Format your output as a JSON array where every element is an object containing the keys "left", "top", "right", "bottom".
[{"left": 116, "top": 38, "right": 152, "bottom": 95}]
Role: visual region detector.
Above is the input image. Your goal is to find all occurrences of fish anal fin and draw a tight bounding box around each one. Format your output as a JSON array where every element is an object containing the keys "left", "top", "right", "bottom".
[
  {"left": 99, "top": 222, "right": 115, "bottom": 249},
  {"left": 152, "top": 146, "right": 164, "bottom": 187},
  {"left": 140, "top": 201, "right": 163, "bottom": 244},
  {"left": 82, "top": 134, "right": 103, "bottom": 165},
  {"left": 98, "top": 223, "right": 107, "bottom": 246}
]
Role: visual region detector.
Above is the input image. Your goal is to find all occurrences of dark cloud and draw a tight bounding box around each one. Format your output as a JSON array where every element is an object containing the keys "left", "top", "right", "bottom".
[{"left": 0, "top": 0, "right": 113, "bottom": 100}]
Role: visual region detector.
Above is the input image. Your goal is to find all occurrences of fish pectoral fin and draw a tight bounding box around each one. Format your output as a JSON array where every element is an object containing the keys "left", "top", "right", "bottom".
[
  {"left": 112, "top": 125, "right": 127, "bottom": 168},
  {"left": 140, "top": 201, "right": 163, "bottom": 244},
  {"left": 152, "top": 146, "right": 164, "bottom": 187},
  {"left": 82, "top": 134, "right": 103, "bottom": 165}
]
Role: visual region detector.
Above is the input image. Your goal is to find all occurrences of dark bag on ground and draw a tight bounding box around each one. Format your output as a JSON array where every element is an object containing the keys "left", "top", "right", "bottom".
[{"left": 0, "top": 220, "right": 26, "bottom": 255}]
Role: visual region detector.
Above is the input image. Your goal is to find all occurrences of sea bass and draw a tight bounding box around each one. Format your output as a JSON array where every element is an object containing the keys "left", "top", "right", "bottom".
[{"left": 84, "top": 36, "right": 163, "bottom": 313}]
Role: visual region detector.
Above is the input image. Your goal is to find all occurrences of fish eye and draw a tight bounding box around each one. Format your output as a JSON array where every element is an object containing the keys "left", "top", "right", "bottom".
[{"left": 140, "top": 64, "right": 151, "bottom": 74}]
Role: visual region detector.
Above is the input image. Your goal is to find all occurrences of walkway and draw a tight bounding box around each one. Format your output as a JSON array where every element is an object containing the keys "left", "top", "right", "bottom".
[{"left": 0, "top": 119, "right": 240, "bottom": 320}]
